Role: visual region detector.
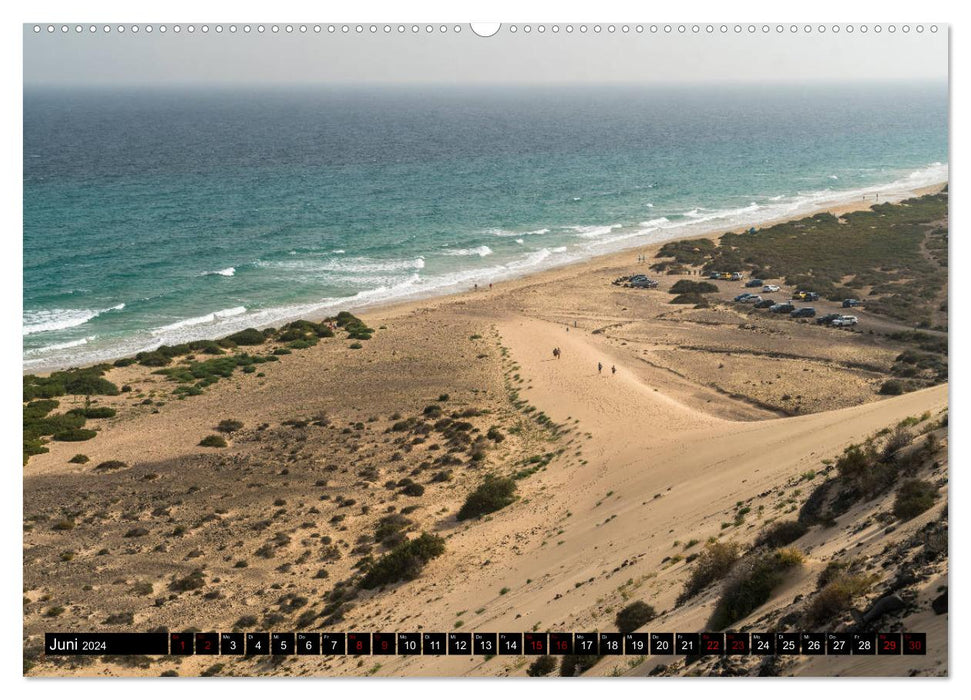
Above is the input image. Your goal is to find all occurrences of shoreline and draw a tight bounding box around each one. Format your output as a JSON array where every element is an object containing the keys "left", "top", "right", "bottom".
[{"left": 24, "top": 180, "right": 946, "bottom": 375}]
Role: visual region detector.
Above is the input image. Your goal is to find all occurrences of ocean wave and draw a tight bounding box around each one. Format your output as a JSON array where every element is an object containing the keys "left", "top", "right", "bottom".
[
  {"left": 570, "top": 224, "right": 622, "bottom": 239},
  {"left": 259, "top": 256, "right": 425, "bottom": 274},
  {"left": 203, "top": 267, "right": 236, "bottom": 277},
  {"left": 25, "top": 336, "right": 95, "bottom": 355},
  {"left": 442, "top": 245, "right": 493, "bottom": 257},
  {"left": 24, "top": 303, "right": 124, "bottom": 336},
  {"left": 638, "top": 217, "right": 671, "bottom": 228},
  {"left": 488, "top": 227, "right": 549, "bottom": 237},
  {"left": 151, "top": 306, "right": 247, "bottom": 335}
]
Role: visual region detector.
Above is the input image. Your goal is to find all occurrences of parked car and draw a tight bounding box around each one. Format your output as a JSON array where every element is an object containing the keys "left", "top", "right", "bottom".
[
  {"left": 770, "top": 302, "right": 795, "bottom": 313},
  {"left": 793, "top": 290, "right": 820, "bottom": 302},
  {"left": 734, "top": 292, "right": 756, "bottom": 302},
  {"left": 790, "top": 307, "right": 816, "bottom": 318},
  {"left": 630, "top": 277, "right": 659, "bottom": 289},
  {"left": 740, "top": 294, "right": 762, "bottom": 304},
  {"left": 842, "top": 298, "right": 863, "bottom": 308},
  {"left": 730, "top": 272, "right": 743, "bottom": 281},
  {"left": 745, "top": 278, "right": 764, "bottom": 288},
  {"left": 816, "top": 313, "right": 842, "bottom": 325},
  {"left": 762, "top": 284, "right": 780, "bottom": 293},
  {"left": 754, "top": 298, "right": 776, "bottom": 309},
  {"left": 709, "top": 271, "right": 722, "bottom": 280},
  {"left": 832, "top": 315, "right": 858, "bottom": 327}
]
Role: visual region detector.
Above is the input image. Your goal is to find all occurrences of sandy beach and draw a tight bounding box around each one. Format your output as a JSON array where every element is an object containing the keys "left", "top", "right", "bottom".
[{"left": 23, "top": 184, "right": 948, "bottom": 677}]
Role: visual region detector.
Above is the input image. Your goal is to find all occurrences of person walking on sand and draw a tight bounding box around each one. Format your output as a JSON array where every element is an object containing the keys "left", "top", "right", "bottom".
[
  {"left": 598, "top": 362, "right": 603, "bottom": 374},
  {"left": 611, "top": 365, "right": 617, "bottom": 375}
]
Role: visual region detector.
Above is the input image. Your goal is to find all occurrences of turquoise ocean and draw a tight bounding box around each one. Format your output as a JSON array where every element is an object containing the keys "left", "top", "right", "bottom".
[{"left": 23, "top": 84, "right": 948, "bottom": 370}]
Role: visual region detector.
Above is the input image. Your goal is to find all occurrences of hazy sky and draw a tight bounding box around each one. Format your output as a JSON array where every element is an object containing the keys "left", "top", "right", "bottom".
[{"left": 23, "top": 24, "right": 948, "bottom": 86}]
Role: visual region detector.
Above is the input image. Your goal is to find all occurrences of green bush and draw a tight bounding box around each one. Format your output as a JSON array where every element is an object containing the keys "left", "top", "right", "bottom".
[
  {"left": 893, "top": 479, "right": 938, "bottom": 520},
  {"left": 68, "top": 454, "right": 90, "bottom": 464},
  {"left": 526, "top": 655, "right": 558, "bottom": 676},
  {"left": 669, "top": 280, "right": 719, "bottom": 295},
  {"left": 216, "top": 419, "right": 243, "bottom": 433},
  {"left": 24, "top": 399, "right": 59, "bottom": 420},
  {"left": 402, "top": 483, "right": 425, "bottom": 497},
  {"left": 24, "top": 411, "right": 86, "bottom": 440},
  {"left": 359, "top": 533, "right": 445, "bottom": 589},
  {"left": 24, "top": 367, "right": 118, "bottom": 401},
  {"left": 709, "top": 548, "right": 804, "bottom": 629},
  {"left": 136, "top": 351, "right": 172, "bottom": 367},
  {"left": 879, "top": 379, "right": 906, "bottom": 395},
  {"left": 678, "top": 541, "right": 742, "bottom": 604},
  {"left": 93, "top": 460, "right": 128, "bottom": 471},
  {"left": 225, "top": 328, "right": 266, "bottom": 346},
  {"left": 615, "top": 600, "right": 657, "bottom": 633},
  {"left": 199, "top": 435, "right": 228, "bottom": 448},
  {"left": 67, "top": 407, "right": 117, "bottom": 419},
  {"left": 52, "top": 428, "right": 97, "bottom": 442},
  {"left": 804, "top": 574, "right": 874, "bottom": 628},
  {"left": 456, "top": 475, "right": 517, "bottom": 521},
  {"left": 753, "top": 520, "right": 808, "bottom": 549}
]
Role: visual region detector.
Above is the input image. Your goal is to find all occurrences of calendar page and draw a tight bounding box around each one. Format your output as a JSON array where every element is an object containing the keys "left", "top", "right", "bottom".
[{"left": 21, "top": 19, "right": 948, "bottom": 680}]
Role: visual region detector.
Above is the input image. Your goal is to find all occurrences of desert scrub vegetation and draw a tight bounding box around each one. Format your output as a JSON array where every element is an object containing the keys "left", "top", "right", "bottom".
[
  {"left": 140, "top": 313, "right": 375, "bottom": 399},
  {"left": 52, "top": 428, "right": 98, "bottom": 442},
  {"left": 456, "top": 475, "right": 517, "bottom": 521},
  {"left": 359, "top": 533, "right": 445, "bottom": 589},
  {"left": 526, "top": 655, "right": 558, "bottom": 677},
  {"left": 709, "top": 547, "right": 804, "bottom": 630},
  {"left": 93, "top": 460, "right": 128, "bottom": 472},
  {"left": 24, "top": 366, "right": 119, "bottom": 401},
  {"left": 334, "top": 311, "right": 374, "bottom": 340},
  {"left": 893, "top": 479, "right": 939, "bottom": 520},
  {"left": 677, "top": 540, "right": 742, "bottom": 604},
  {"left": 804, "top": 570, "right": 877, "bottom": 628},
  {"left": 615, "top": 601, "right": 657, "bottom": 634},
  {"left": 23, "top": 374, "right": 121, "bottom": 461},
  {"left": 651, "top": 238, "right": 718, "bottom": 271},
  {"left": 216, "top": 419, "right": 243, "bottom": 433},
  {"left": 753, "top": 520, "right": 809, "bottom": 549},
  {"left": 154, "top": 353, "right": 278, "bottom": 396},
  {"left": 669, "top": 280, "right": 719, "bottom": 295},
  {"left": 199, "top": 435, "right": 228, "bottom": 448},
  {"left": 799, "top": 422, "right": 942, "bottom": 527},
  {"left": 653, "top": 193, "right": 948, "bottom": 328}
]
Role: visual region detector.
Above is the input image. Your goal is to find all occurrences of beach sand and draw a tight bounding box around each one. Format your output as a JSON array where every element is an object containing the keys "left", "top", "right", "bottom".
[{"left": 23, "top": 183, "right": 948, "bottom": 677}]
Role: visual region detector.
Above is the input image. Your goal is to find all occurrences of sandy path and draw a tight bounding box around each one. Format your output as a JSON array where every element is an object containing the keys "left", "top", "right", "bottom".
[{"left": 370, "top": 316, "right": 946, "bottom": 676}]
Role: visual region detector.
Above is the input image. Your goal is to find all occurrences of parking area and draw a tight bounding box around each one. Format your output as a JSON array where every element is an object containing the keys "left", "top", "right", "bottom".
[{"left": 710, "top": 276, "right": 873, "bottom": 331}]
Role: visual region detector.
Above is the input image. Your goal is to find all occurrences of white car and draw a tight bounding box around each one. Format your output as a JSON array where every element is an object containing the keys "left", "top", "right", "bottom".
[
  {"left": 831, "top": 315, "right": 858, "bottom": 327},
  {"left": 739, "top": 294, "right": 762, "bottom": 304},
  {"left": 762, "top": 284, "right": 780, "bottom": 293}
]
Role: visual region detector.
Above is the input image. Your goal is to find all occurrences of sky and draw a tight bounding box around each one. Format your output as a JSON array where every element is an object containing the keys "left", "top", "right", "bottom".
[{"left": 22, "top": 23, "right": 948, "bottom": 87}]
